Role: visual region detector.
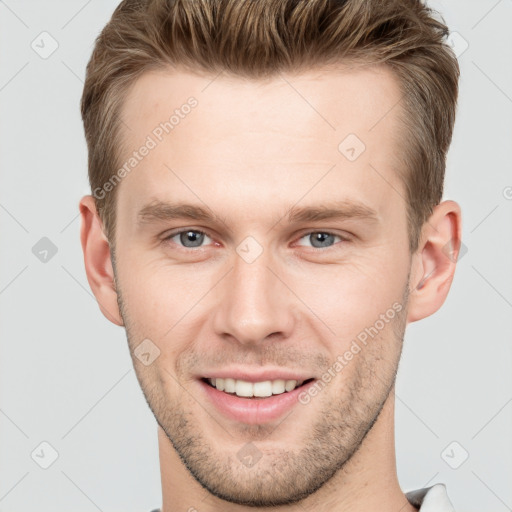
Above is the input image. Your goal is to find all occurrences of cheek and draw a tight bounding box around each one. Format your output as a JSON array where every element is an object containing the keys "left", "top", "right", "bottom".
[
  {"left": 288, "top": 252, "right": 408, "bottom": 342},
  {"left": 117, "top": 262, "right": 211, "bottom": 358},
  {"left": 119, "top": 257, "right": 204, "bottom": 319}
]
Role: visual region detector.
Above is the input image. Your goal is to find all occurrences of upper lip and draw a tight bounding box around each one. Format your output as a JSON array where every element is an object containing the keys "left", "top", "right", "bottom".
[{"left": 199, "top": 368, "right": 315, "bottom": 382}]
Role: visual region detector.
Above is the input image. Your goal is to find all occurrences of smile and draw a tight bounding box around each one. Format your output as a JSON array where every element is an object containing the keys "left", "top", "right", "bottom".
[
  {"left": 199, "top": 376, "right": 317, "bottom": 424},
  {"left": 203, "top": 377, "right": 313, "bottom": 398}
]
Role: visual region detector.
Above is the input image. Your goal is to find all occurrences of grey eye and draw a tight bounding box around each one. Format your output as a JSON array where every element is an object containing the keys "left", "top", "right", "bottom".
[
  {"left": 174, "top": 230, "right": 210, "bottom": 248},
  {"left": 298, "top": 232, "right": 341, "bottom": 248}
]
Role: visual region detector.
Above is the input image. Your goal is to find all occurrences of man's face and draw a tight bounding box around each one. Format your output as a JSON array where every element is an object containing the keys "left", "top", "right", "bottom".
[{"left": 113, "top": 64, "right": 412, "bottom": 506}]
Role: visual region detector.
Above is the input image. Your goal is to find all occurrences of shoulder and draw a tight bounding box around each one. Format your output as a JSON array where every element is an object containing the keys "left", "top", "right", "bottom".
[{"left": 406, "top": 483, "right": 455, "bottom": 511}]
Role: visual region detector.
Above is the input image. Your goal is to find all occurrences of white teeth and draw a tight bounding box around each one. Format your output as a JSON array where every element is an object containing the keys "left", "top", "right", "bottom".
[
  {"left": 285, "top": 379, "right": 297, "bottom": 392},
  {"left": 271, "top": 379, "right": 286, "bottom": 394},
  {"left": 253, "top": 381, "right": 273, "bottom": 397},
  {"left": 235, "top": 380, "right": 254, "bottom": 397},
  {"left": 207, "top": 377, "right": 305, "bottom": 397},
  {"left": 224, "top": 378, "right": 236, "bottom": 393}
]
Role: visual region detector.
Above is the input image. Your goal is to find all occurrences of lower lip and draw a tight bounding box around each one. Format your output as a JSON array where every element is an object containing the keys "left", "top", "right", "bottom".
[{"left": 198, "top": 379, "right": 316, "bottom": 425}]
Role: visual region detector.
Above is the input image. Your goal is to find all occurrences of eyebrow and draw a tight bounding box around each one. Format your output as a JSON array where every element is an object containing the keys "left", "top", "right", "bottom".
[
  {"left": 286, "top": 202, "right": 378, "bottom": 224},
  {"left": 136, "top": 199, "right": 379, "bottom": 228},
  {"left": 137, "top": 201, "right": 225, "bottom": 225}
]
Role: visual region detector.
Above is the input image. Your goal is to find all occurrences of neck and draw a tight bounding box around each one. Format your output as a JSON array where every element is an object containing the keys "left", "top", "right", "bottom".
[{"left": 157, "top": 388, "right": 417, "bottom": 512}]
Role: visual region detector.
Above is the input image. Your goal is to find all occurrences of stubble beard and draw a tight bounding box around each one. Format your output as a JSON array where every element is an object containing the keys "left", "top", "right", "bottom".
[{"left": 113, "top": 259, "right": 410, "bottom": 507}]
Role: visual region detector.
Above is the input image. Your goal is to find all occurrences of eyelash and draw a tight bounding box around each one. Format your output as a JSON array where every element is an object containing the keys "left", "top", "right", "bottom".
[{"left": 161, "top": 228, "right": 349, "bottom": 250}]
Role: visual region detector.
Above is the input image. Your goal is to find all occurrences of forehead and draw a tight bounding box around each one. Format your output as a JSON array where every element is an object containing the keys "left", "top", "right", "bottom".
[
  {"left": 116, "top": 63, "right": 405, "bottom": 222},
  {"left": 121, "top": 63, "right": 402, "bottom": 144}
]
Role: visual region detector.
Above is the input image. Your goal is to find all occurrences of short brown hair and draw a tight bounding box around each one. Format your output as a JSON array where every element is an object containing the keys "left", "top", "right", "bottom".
[{"left": 81, "top": 0, "right": 459, "bottom": 253}]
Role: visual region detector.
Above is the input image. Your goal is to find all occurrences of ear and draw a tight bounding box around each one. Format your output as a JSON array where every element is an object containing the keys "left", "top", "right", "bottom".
[
  {"left": 79, "top": 195, "right": 124, "bottom": 326},
  {"left": 407, "top": 200, "right": 462, "bottom": 323}
]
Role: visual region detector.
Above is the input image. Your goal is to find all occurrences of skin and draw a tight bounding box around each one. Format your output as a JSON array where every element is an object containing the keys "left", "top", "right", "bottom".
[{"left": 79, "top": 63, "right": 462, "bottom": 512}]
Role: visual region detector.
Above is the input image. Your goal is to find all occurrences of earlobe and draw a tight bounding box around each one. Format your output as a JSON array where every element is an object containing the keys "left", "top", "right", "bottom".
[
  {"left": 406, "top": 200, "right": 462, "bottom": 323},
  {"left": 79, "top": 195, "right": 124, "bottom": 326}
]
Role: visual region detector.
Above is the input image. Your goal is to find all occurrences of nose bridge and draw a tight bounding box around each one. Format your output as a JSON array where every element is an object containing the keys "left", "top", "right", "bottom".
[{"left": 212, "top": 249, "right": 293, "bottom": 344}]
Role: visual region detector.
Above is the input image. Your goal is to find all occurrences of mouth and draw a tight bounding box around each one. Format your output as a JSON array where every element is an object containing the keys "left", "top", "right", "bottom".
[
  {"left": 197, "top": 371, "right": 318, "bottom": 424},
  {"left": 201, "top": 377, "right": 316, "bottom": 399}
]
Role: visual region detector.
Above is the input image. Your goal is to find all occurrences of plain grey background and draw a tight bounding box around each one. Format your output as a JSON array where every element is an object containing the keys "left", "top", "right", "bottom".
[{"left": 0, "top": 1, "right": 511, "bottom": 511}]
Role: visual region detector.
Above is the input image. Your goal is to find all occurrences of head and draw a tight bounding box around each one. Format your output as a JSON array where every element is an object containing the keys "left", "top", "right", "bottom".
[{"left": 79, "top": 0, "right": 462, "bottom": 507}]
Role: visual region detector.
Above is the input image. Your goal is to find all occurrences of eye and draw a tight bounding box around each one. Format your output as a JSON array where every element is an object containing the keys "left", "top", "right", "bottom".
[
  {"left": 164, "top": 229, "right": 213, "bottom": 248},
  {"left": 296, "top": 232, "right": 345, "bottom": 249}
]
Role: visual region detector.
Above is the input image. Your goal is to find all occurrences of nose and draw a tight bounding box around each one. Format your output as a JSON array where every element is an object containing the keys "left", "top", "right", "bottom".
[{"left": 212, "top": 249, "right": 296, "bottom": 346}]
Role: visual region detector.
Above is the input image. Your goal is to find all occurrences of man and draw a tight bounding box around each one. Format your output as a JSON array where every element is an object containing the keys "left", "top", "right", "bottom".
[{"left": 79, "top": 0, "right": 462, "bottom": 510}]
